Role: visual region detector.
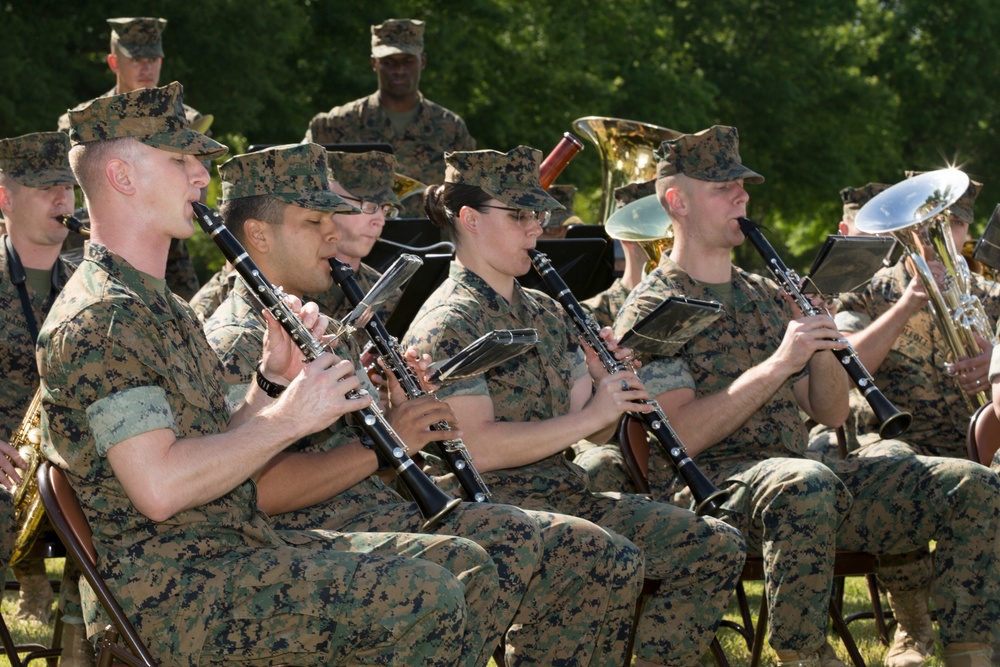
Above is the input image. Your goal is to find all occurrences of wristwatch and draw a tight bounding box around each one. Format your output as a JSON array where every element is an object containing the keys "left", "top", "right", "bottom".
[{"left": 255, "top": 365, "right": 287, "bottom": 399}]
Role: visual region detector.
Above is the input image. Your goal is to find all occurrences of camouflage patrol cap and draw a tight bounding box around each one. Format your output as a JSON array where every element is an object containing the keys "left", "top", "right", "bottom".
[
  {"left": 614, "top": 179, "right": 656, "bottom": 212},
  {"left": 840, "top": 182, "right": 889, "bottom": 216},
  {"left": 445, "top": 146, "right": 564, "bottom": 211},
  {"left": 655, "top": 125, "right": 764, "bottom": 184},
  {"left": 905, "top": 170, "right": 982, "bottom": 225},
  {"left": 219, "top": 143, "right": 357, "bottom": 214},
  {"left": 0, "top": 132, "right": 76, "bottom": 188},
  {"left": 327, "top": 151, "right": 400, "bottom": 205},
  {"left": 547, "top": 185, "right": 578, "bottom": 226},
  {"left": 371, "top": 19, "right": 425, "bottom": 58},
  {"left": 68, "top": 82, "right": 228, "bottom": 161},
  {"left": 108, "top": 17, "right": 167, "bottom": 59}
]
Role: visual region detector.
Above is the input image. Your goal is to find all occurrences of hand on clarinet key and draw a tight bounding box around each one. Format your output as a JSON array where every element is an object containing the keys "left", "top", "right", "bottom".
[
  {"left": 386, "top": 395, "right": 463, "bottom": 453},
  {"left": 587, "top": 370, "right": 654, "bottom": 425},
  {"left": 277, "top": 352, "right": 372, "bottom": 434},
  {"left": 259, "top": 296, "right": 330, "bottom": 383},
  {"left": 773, "top": 314, "right": 848, "bottom": 376}
]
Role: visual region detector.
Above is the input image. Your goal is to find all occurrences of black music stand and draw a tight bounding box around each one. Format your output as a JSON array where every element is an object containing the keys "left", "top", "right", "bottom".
[
  {"left": 366, "top": 218, "right": 446, "bottom": 273},
  {"left": 565, "top": 224, "right": 617, "bottom": 296},
  {"left": 247, "top": 142, "right": 395, "bottom": 155},
  {"left": 384, "top": 253, "right": 453, "bottom": 338},
  {"left": 519, "top": 238, "right": 610, "bottom": 300},
  {"left": 973, "top": 203, "right": 1000, "bottom": 273}
]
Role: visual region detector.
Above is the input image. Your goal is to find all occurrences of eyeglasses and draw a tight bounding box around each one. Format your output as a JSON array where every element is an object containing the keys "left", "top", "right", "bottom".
[
  {"left": 342, "top": 195, "right": 400, "bottom": 220},
  {"left": 479, "top": 205, "right": 551, "bottom": 227}
]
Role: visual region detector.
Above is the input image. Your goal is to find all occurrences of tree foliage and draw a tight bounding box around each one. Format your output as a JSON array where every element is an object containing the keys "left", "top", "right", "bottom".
[{"left": 4, "top": 0, "right": 1000, "bottom": 273}]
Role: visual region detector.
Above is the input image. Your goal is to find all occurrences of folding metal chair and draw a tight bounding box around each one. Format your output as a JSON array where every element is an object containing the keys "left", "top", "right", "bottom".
[{"left": 36, "top": 461, "right": 155, "bottom": 667}]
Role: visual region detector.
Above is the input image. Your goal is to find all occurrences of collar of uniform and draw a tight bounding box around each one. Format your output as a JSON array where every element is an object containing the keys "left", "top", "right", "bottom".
[
  {"left": 655, "top": 254, "right": 769, "bottom": 313},
  {"left": 370, "top": 90, "right": 426, "bottom": 111},
  {"left": 84, "top": 243, "right": 175, "bottom": 323},
  {"left": 448, "top": 262, "right": 535, "bottom": 318}
]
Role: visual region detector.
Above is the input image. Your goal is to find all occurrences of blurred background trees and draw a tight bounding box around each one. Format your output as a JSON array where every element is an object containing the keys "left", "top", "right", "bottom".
[{"left": 4, "top": 0, "right": 999, "bottom": 275}]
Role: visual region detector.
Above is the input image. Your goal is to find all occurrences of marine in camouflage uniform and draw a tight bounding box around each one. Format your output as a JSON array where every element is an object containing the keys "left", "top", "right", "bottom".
[
  {"left": 404, "top": 146, "right": 747, "bottom": 667},
  {"left": 0, "top": 132, "right": 91, "bottom": 659},
  {"left": 205, "top": 143, "right": 644, "bottom": 666},
  {"left": 58, "top": 17, "right": 202, "bottom": 299},
  {"left": 835, "top": 177, "right": 1000, "bottom": 665},
  {"left": 615, "top": 125, "right": 1000, "bottom": 664},
  {"left": 304, "top": 19, "right": 475, "bottom": 194},
  {"left": 41, "top": 83, "right": 481, "bottom": 667}
]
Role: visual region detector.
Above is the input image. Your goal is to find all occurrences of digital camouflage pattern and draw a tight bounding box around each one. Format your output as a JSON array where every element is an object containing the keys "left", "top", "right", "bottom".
[
  {"left": 614, "top": 179, "right": 656, "bottom": 210},
  {"left": 219, "top": 144, "right": 356, "bottom": 214},
  {"left": 405, "top": 262, "right": 748, "bottom": 666},
  {"left": 0, "top": 133, "right": 75, "bottom": 188},
  {"left": 165, "top": 238, "right": 200, "bottom": 300},
  {"left": 546, "top": 185, "right": 582, "bottom": 226},
  {"left": 839, "top": 182, "right": 889, "bottom": 218},
  {"left": 654, "top": 125, "right": 764, "bottom": 184},
  {"left": 108, "top": 17, "right": 166, "bottom": 59},
  {"left": 616, "top": 254, "right": 1000, "bottom": 651},
  {"left": 445, "top": 146, "right": 563, "bottom": 211},
  {"left": 0, "top": 244, "right": 73, "bottom": 438},
  {"left": 204, "top": 277, "right": 647, "bottom": 666},
  {"left": 0, "top": 486, "right": 13, "bottom": 568},
  {"left": 37, "top": 244, "right": 475, "bottom": 667},
  {"left": 371, "top": 18, "right": 425, "bottom": 58},
  {"left": 68, "top": 82, "right": 227, "bottom": 161},
  {"left": 304, "top": 91, "right": 475, "bottom": 187},
  {"left": 581, "top": 278, "right": 631, "bottom": 330},
  {"left": 327, "top": 150, "right": 400, "bottom": 204},
  {"left": 905, "top": 171, "right": 982, "bottom": 225},
  {"left": 58, "top": 87, "right": 203, "bottom": 137},
  {"left": 836, "top": 261, "right": 1000, "bottom": 456},
  {"left": 188, "top": 266, "right": 236, "bottom": 323}
]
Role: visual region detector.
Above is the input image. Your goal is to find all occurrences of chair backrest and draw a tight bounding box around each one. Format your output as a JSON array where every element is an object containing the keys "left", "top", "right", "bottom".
[
  {"left": 968, "top": 403, "right": 1000, "bottom": 466},
  {"left": 36, "top": 461, "right": 157, "bottom": 667},
  {"left": 616, "top": 414, "right": 652, "bottom": 494}
]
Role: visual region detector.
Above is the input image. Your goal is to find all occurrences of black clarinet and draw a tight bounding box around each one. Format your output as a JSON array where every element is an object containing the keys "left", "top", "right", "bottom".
[
  {"left": 330, "top": 258, "right": 492, "bottom": 503},
  {"left": 737, "top": 217, "right": 912, "bottom": 439},
  {"left": 528, "top": 249, "right": 728, "bottom": 516},
  {"left": 193, "top": 202, "right": 461, "bottom": 528}
]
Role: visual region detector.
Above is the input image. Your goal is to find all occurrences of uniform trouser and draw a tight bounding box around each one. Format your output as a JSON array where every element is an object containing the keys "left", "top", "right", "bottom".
[
  {"left": 197, "top": 533, "right": 475, "bottom": 667},
  {"left": 718, "top": 454, "right": 1000, "bottom": 652},
  {"left": 514, "top": 490, "right": 746, "bottom": 667},
  {"left": 276, "top": 499, "right": 644, "bottom": 667}
]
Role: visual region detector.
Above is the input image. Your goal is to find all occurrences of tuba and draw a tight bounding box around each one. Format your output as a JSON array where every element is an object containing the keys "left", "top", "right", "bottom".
[
  {"left": 572, "top": 117, "right": 681, "bottom": 223},
  {"left": 855, "top": 168, "right": 995, "bottom": 412},
  {"left": 604, "top": 194, "right": 673, "bottom": 274},
  {"left": 7, "top": 391, "right": 47, "bottom": 566}
]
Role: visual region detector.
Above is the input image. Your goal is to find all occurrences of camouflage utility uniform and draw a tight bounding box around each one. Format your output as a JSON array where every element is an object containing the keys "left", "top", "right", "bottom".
[
  {"left": 405, "top": 263, "right": 747, "bottom": 667},
  {"left": 305, "top": 92, "right": 474, "bottom": 188},
  {"left": 615, "top": 254, "right": 1000, "bottom": 651},
  {"left": 188, "top": 266, "right": 236, "bottom": 324},
  {"left": 38, "top": 244, "right": 487, "bottom": 667},
  {"left": 205, "top": 277, "right": 646, "bottom": 666}
]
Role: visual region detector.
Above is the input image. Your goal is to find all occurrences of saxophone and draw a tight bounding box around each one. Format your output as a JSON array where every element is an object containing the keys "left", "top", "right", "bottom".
[{"left": 7, "top": 390, "right": 46, "bottom": 565}]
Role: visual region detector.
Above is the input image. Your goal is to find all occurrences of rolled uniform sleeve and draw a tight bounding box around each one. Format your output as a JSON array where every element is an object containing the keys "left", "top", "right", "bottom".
[{"left": 41, "top": 300, "right": 178, "bottom": 457}]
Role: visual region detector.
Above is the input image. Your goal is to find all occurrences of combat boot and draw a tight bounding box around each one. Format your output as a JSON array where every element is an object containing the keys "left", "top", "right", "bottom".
[
  {"left": 942, "top": 643, "right": 992, "bottom": 667},
  {"left": 774, "top": 652, "right": 820, "bottom": 667},
  {"left": 13, "top": 562, "right": 53, "bottom": 624},
  {"left": 885, "top": 586, "right": 935, "bottom": 667},
  {"left": 59, "top": 621, "right": 96, "bottom": 667}
]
